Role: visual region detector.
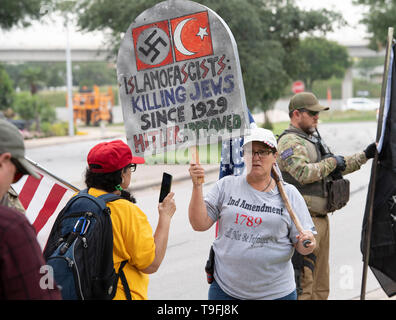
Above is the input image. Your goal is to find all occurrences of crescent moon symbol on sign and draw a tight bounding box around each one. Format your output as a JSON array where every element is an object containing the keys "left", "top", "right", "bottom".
[{"left": 174, "top": 18, "right": 196, "bottom": 56}]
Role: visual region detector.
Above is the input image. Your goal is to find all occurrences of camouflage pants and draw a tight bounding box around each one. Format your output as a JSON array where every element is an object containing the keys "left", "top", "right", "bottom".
[{"left": 298, "top": 215, "right": 330, "bottom": 300}]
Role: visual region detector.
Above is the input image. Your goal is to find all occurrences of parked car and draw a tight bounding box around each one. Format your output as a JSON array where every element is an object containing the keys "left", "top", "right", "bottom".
[{"left": 341, "top": 97, "right": 379, "bottom": 111}]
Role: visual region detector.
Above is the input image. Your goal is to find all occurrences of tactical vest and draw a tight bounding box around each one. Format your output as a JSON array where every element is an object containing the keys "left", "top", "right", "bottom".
[{"left": 277, "top": 128, "right": 333, "bottom": 215}]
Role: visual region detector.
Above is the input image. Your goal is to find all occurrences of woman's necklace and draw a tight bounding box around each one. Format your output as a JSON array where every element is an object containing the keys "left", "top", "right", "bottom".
[{"left": 262, "top": 177, "right": 273, "bottom": 192}]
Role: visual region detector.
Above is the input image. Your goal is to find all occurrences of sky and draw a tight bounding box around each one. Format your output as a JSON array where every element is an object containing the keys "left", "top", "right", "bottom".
[{"left": 0, "top": 0, "right": 370, "bottom": 49}]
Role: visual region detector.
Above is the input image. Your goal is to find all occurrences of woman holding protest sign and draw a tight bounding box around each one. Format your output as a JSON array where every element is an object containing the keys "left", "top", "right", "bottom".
[{"left": 188, "top": 128, "right": 316, "bottom": 300}]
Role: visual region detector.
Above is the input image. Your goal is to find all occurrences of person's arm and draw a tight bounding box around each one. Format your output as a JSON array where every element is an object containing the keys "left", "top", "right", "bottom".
[
  {"left": 278, "top": 136, "right": 337, "bottom": 185},
  {"left": 142, "top": 192, "right": 175, "bottom": 274},
  {"left": 188, "top": 164, "right": 215, "bottom": 231}
]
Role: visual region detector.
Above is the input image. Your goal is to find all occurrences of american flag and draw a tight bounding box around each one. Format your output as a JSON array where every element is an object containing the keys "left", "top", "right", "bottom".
[
  {"left": 12, "top": 161, "right": 77, "bottom": 250},
  {"left": 219, "top": 109, "right": 256, "bottom": 179}
]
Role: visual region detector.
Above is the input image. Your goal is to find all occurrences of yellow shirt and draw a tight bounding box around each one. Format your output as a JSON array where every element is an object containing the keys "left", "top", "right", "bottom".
[{"left": 88, "top": 188, "right": 155, "bottom": 300}]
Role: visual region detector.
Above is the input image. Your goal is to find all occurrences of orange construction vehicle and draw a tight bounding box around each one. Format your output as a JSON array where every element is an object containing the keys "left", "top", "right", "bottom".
[{"left": 68, "top": 85, "right": 114, "bottom": 126}]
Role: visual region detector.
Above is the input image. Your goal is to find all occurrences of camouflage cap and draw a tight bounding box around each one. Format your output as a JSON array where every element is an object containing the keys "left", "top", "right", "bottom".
[
  {"left": 289, "top": 92, "right": 329, "bottom": 112},
  {"left": 0, "top": 119, "right": 40, "bottom": 179}
]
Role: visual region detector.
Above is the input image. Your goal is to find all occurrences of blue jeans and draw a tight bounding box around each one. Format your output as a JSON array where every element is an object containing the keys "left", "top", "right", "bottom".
[{"left": 208, "top": 279, "right": 297, "bottom": 300}]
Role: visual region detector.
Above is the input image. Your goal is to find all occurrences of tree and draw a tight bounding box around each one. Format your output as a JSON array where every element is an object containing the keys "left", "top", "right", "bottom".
[
  {"left": 295, "top": 37, "right": 351, "bottom": 91},
  {"left": 354, "top": 0, "right": 396, "bottom": 50},
  {"left": 72, "top": 0, "right": 344, "bottom": 113},
  {"left": 0, "top": 65, "right": 15, "bottom": 113},
  {"left": 0, "top": 0, "right": 50, "bottom": 29},
  {"left": 20, "top": 66, "right": 45, "bottom": 95},
  {"left": 14, "top": 92, "right": 56, "bottom": 132}
]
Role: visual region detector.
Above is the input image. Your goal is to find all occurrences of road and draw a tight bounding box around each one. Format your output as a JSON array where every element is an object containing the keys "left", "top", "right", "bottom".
[{"left": 25, "top": 120, "right": 380, "bottom": 300}]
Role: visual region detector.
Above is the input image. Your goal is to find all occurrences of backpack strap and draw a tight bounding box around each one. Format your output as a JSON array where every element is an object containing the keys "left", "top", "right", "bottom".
[
  {"left": 98, "top": 193, "right": 122, "bottom": 204},
  {"left": 116, "top": 260, "right": 132, "bottom": 300},
  {"left": 97, "top": 192, "right": 131, "bottom": 300}
]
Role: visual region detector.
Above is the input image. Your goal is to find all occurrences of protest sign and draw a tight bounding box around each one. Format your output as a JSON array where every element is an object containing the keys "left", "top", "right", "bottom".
[{"left": 117, "top": 0, "right": 250, "bottom": 157}]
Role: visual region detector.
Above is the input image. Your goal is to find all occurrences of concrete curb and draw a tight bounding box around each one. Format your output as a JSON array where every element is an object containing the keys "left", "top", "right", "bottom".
[{"left": 24, "top": 130, "right": 124, "bottom": 149}]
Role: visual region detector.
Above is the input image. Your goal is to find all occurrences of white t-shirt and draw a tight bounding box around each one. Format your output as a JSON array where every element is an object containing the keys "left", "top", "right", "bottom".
[{"left": 204, "top": 175, "right": 316, "bottom": 300}]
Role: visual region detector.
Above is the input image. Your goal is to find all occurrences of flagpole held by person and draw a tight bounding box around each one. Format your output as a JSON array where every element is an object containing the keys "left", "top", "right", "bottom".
[{"left": 276, "top": 92, "right": 376, "bottom": 300}]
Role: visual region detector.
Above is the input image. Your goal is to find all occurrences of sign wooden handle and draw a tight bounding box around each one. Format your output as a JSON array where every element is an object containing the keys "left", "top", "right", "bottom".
[
  {"left": 190, "top": 146, "right": 204, "bottom": 184},
  {"left": 271, "top": 165, "right": 310, "bottom": 247}
]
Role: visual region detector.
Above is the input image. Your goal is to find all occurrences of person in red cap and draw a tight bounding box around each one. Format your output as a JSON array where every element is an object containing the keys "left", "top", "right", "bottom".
[{"left": 85, "top": 139, "right": 176, "bottom": 300}]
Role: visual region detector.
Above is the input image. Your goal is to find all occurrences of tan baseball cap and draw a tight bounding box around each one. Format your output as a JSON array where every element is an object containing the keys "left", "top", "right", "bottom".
[
  {"left": 289, "top": 92, "right": 329, "bottom": 112},
  {"left": 0, "top": 119, "right": 40, "bottom": 179}
]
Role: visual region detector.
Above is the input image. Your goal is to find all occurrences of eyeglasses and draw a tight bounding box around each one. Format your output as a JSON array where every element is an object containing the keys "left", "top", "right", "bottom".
[
  {"left": 128, "top": 164, "right": 137, "bottom": 172},
  {"left": 299, "top": 108, "right": 319, "bottom": 117},
  {"left": 243, "top": 149, "right": 273, "bottom": 159}
]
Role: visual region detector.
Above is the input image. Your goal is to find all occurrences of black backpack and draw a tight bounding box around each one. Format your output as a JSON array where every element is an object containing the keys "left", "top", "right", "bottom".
[{"left": 43, "top": 189, "right": 131, "bottom": 300}]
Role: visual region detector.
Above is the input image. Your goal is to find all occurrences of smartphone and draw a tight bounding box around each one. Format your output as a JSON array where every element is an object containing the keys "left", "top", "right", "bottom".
[{"left": 159, "top": 172, "right": 172, "bottom": 203}]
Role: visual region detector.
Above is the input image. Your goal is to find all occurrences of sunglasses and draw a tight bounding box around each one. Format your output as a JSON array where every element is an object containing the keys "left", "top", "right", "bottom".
[
  {"left": 10, "top": 158, "right": 25, "bottom": 183},
  {"left": 299, "top": 108, "right": 319, "bottom": 117},
  {"left": 128, "top": 164, "right": 137, "bottom": 172}
]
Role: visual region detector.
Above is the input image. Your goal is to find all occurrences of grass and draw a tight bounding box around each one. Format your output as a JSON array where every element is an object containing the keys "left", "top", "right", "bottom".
[{"left": 319, "top": 109, "right": 377, "bottom": 123}]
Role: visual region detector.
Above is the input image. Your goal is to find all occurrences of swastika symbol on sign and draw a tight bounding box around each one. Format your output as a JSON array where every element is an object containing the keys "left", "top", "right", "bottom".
[
  {"left": 136, "top": 27, "right": 171, "bottom": 66},
  {"left": 138, "top": 30, "right": 167, "bottom": 63}
]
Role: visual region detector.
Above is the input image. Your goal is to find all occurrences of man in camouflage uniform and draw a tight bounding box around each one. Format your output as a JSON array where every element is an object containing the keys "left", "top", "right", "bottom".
[
  {"left": 276, "top": 92, "right": 376, "bottom": 300},
  {"left": 0, "top": 186, "right": 26, "bottom": 214}
]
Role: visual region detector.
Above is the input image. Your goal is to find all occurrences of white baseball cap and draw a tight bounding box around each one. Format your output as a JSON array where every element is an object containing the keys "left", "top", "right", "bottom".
[{"left": 242, "top": 127, "right": 277, "bottom": 150}]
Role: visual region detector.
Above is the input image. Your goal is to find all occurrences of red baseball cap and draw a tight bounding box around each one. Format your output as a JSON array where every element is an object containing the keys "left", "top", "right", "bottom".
[{"left": 87, "top": 140, "right": 145, "bottom": 173}]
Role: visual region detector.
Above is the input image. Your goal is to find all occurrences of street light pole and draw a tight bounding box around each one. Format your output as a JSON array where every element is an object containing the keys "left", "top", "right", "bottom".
[{"left": 65, "top": 17, "right": 74, "bottom": 137}]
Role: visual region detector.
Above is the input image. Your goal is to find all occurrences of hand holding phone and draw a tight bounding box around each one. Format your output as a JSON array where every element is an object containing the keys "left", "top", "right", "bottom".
[{"left": 159, "top": 172, "right": 172, "bottom": 203}]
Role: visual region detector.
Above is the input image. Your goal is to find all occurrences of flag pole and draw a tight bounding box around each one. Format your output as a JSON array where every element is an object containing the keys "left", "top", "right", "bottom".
[
  {"left": 190, "top": 145, "right": 205, "bottom": 184},
  {"left": 360, "top": 27, "right": 394, "bottom": 300},
  {"left": 26, "top": 157, "right": 80, "bottom": 192}
]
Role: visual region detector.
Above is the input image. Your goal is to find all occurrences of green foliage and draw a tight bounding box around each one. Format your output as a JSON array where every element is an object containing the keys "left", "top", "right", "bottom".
[
  {"left": 319, "top": 109, "right": 377, "bottom": 123},
  {"left": 4, "top": 62, "right": 117, "bottom": 91},
  {"left": 14, "top": 92, "right": 56, "bottom": 129},
  {"left": 20, "top": 66, "right": 46, "bottom": 94},
  {"left": 353, "top": 0, "right": 396, "bottom": 50},
  {"left": 0, "top": 0, "right": 50, "bottom": 29},
  {"left": 14, "top": 92, "right": 39, "bottom": 120},
  {"left": 353, "top": 79, "right": 381, "bottom": 98},
  {"left": 40, "top": 122, "right": 69, "bottom": 137},
  {"left": 0, "top": 65, "right": 15, "bottom": 112},
  {"left": 72, "top": 62, "right": 117, "bottom": 87},
  {"left": 71, "top": 0, "right": 344, "bottom": 112},
  {"left": 311, "top": 77, "right": 343, "bottom": 99},
  {"left": 295, "top": 37, "right": 351, "bottom": 90}
]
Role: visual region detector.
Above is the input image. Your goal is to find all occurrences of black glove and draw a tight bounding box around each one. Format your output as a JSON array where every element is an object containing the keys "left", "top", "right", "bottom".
[
  {"left": 333, "top": 155, "right": 346, "bottom": 172},
  {"left": 364, "top": 142, "right": 376, "bottom": 159}
]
